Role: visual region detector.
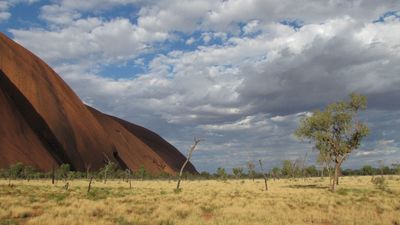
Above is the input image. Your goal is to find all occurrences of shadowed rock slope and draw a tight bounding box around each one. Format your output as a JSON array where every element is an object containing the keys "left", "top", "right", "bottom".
[{"left": 0, "top": 32, "right": 197, "bottom": 175}]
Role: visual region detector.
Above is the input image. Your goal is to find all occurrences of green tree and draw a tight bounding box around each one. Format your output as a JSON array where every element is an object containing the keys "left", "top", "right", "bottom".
[
  {"left": 247, "top": 162, "right": 256, "bottom": 181},
  {"left": 271, "top": 167, "right": 281, "bottom": 179},
  {"left": 361, "top": 165, "right": 374, "bottom": 175},
  {"left": 101, "top": 161, "right": 117, "bottom": 183},
  {"left": 391, "top": 163, "right": 400, "bottom": 175},
  {"left": 232, "top": 167, "right": 243, "bottom": 179},
  {"left": 281, "top": 160, "right": 295, "bottom": 177},
  {"left": 216, "top": 167, "right": 227, "bottom": 180},
  {"left": 56, "top": 164, "right": 70, "bottom": 181},
  {"left": 136, "top": 165, "right": 148, "bottom": 180},
  {"left": 8, "top": 162, "right": 24, "bottom": 179},
  {"left": 23, "top": 165, "right": 36, "bottom": 181},
  {"left": 200, "top": 171, "right": 211, "bottom": 179},
  {"left": 305, "top": 165, "right": 319, "bottom": 177},
  {"left": 295, "top": 93, "right": 369, "bottom": 191}
]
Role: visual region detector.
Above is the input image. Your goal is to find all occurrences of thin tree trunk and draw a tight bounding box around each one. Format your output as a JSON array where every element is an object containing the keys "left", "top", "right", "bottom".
[
  {"left": 51, "top": 167, "right": 55, "bottom": 185},
  {"left": 336, "top": 159, "right": 344, "bottom": 186},
  {"left": 86, "top": 164, "right": 91, "bottom": 180},
  {"left": 258, "top": 160, "right": 268, "bottom": 191},
  {"left": 87, "top": 176, "right": 93, "bottom": 193},
  {"left": 336, "top": 171, "right": 340, "bottom": 185},
  {"left": 332, "top": 162, "right": 340, "bottom": 192},
  {"left": 176, "top": 138, "right": 203, "bottom": 190},
  {"left": 128, "top": 170, "right": 132, "bottom": 189}
]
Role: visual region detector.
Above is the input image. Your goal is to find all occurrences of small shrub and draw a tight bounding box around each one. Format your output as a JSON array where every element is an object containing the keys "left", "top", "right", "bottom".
[
  {"left": 116, "top": 217, "right": 133, "bottom": 225},
  {"left": 173, "top": 188, "right": 181, "bottom": 194},
  {"left": 371, "top": 177, "right": 388, "bottom": 191},
  {"left": 200, "top": 204, "right": 215, "bottom": 214},
  {"left": 175, "top": 208, "right": 190, "bottom": 219}
]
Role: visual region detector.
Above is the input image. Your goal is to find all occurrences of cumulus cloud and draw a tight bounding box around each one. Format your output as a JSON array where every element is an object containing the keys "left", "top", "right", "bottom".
[
  {"left": 0, "top": 0, "right": 40, "bottom": 22},
  {"left": 10, "top": 17, "right": 168, "bottom": 64},
  {"left": 6, "top": 0, "right": 400, "bottom": 171},
  {"left": 0, "top": 1, "right": 10, "bottom": 22}
]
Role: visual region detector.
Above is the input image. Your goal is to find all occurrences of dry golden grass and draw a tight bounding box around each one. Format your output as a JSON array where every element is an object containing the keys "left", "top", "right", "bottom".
[{"left": 1, "top": 176, "right": 399, "bottom": 225}]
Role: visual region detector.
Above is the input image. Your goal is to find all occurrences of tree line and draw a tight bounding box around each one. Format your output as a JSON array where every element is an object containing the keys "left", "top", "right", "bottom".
[{"left": 1, "top": 161, "right": 399, "bottom": 182}]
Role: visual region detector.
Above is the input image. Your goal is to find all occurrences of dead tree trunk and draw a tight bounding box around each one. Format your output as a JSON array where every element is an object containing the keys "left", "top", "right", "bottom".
[
  {"left": 176, "top": 137, "right": 203, "bottom": 190},
  {"left": 87, "top": 176, "right": 93, "bottom": 193},
  {"left": 51, "top": 166, "right": 55, "bottom": 185},
  {"left": 258, "top": 160, "right": 268, "bottom": 191},
  {"left": 104, "top": 169, "right": 107, "bottom": 184},
  {"left": 127, "top": 169, "right": 132, "bottom": 189},
  {"left": 64, "top": 182, "right": 69, "bottom": 190},
  {"left": 86, "top": 164, "right": 91, "bottom": 180}
]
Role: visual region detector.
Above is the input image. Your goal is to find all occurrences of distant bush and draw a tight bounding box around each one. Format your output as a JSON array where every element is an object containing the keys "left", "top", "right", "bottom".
[{"left": 371, "top": 177, "right": 388, "bottom": 191}]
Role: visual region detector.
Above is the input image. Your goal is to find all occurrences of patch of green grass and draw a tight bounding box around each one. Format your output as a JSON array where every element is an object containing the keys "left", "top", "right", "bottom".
[
  {"left": 86, "top": 188, "right": 112, "bottom": 200},
  {"left": 158, "top": 220, "right": 174, "bottom": 225},
  {"left": 47, "top": 192, "right": 68, "bottom": 202},
  {"left": 0, "top": 219, "right": 18, "bottom": 225},
  {"left": 116, "top": 216, "right": 133, "bottom": 225},
  {"left": 173, "top": 188, "right": 181, "bottom": 194},
  {"left": 336, "top": 188, "right": 370, "bottom": 196},
  {"left": 28, "top": 196, "right": 38, "bottom": 203},
  {"left": 200, "top": 204, "right": 216, "bottom": 214}
]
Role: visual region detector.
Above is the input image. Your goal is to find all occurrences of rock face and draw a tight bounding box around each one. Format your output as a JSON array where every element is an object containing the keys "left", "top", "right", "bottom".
[{"left": 0, "top": 32, "right": 197, "bottom": 174}]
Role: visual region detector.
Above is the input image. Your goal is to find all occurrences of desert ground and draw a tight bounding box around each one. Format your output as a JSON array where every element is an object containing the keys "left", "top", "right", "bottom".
[{"left": 1, "top": 176, "right": 399, "bottom": 225}]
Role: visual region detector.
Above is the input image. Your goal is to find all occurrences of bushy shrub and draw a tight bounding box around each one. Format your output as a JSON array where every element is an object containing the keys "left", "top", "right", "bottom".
[{"left": 371, "top": 177, "right": 388, "bottom": 191}]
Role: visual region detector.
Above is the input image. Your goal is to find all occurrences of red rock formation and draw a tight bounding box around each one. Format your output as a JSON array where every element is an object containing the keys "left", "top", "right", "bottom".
[{"left": 0, "top": 32, "right": 197, "bottom": 174}]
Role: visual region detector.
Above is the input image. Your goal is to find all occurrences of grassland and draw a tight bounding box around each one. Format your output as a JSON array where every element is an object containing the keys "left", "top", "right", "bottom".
[{"left": 1, "top": 176, "right": 399, "bottom": 225}]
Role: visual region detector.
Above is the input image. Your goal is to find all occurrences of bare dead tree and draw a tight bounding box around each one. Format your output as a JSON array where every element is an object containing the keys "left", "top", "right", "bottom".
[
  {"left": 85, "top": 163, "right": 91, "bottom": 180},
  {"left": 64, "top": 182, "right": 69, "bottom": 190},
  {"left": 258, "top": 160, "right": 268, "bottom": 191},
  {"left": 51, "top": 166, "right": 55, "bottom": 185},
  {"left": 102, "top": 153, "right": 113, "bottom": 184},
  {"left": 291, "top": 160, "right": 297, "bottom": 179},
  {"left": 301, "top": 152, "right": 308, "bottom": 179},
  {"left": 87, "top": 176, "right": 93, "bottom": 193},
  {"left": 126, "top": 169, "right": 132, "bottom": 189},
  {"left": 176, "top": 137, "right": 203, "bottom": 190}
]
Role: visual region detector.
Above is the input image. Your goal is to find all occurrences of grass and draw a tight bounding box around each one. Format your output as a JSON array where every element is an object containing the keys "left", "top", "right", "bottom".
[{"left": 0, "top": 176, "right": 399, "bottom": 225}]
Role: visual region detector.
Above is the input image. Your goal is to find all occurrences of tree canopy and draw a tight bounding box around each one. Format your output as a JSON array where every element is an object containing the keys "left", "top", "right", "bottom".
[{"left": 295, "top": 93, "right": 369, "bottom": 191}]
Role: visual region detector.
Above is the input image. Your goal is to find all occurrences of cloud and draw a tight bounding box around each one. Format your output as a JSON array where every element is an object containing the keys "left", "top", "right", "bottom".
[
  {"left": 40, "top": 4, "right": 81, "bottom": 25},
  {"left": 38, "top": 0, "right": 144, "bottom": 24},
  {"left": 0, "top": 1, "right": 10, "bottom": 22},
  {"left": 5, "top": 0, "right": 400, "bottom": 171},
  {"left": 185, "top": 37, "right": 195, "bottom": 45},
  {"left": 0, "top": 11, "right": 10, "bottom": 21},
  {"left": 0, "top": 0, "right": 40, "bottom": 22},
  {"left": 10, "top": 17, "right": 168, "bottom": 64}
]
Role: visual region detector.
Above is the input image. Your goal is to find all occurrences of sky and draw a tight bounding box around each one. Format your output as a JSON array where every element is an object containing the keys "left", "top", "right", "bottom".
[{"left": 0, "top": 0, "right": 399, "bottom": 173}]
